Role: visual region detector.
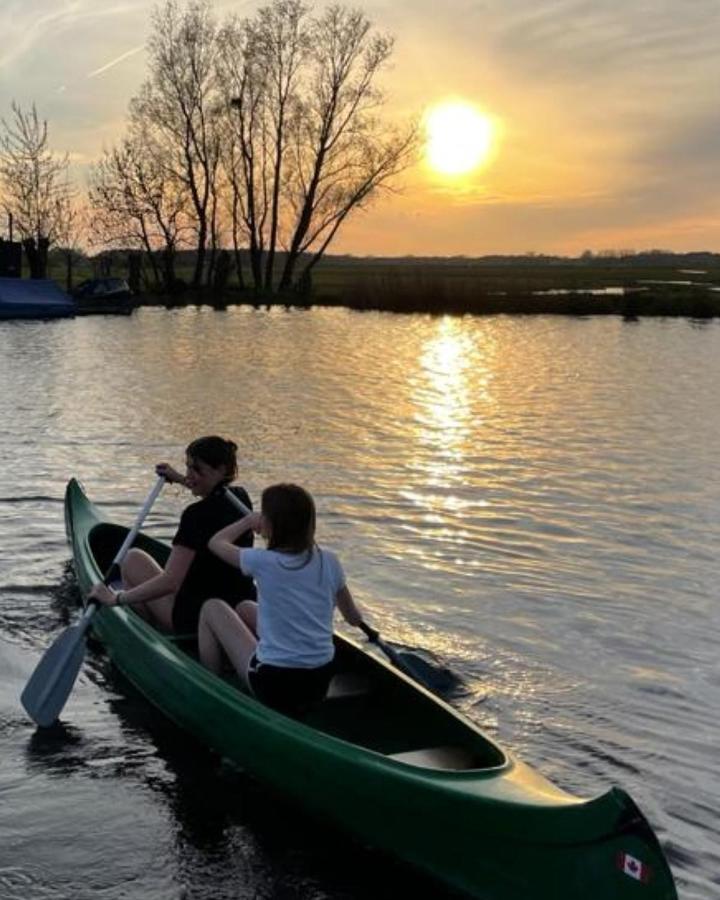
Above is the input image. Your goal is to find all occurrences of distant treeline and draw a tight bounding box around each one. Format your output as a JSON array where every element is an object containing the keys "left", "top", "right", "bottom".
[
  {"left": 46, "top": 246, "right": 720, "bottom": 274},
  {"left": 314, "top": 250, "right": 720, "bottom": 268},
  {"left": 42, "top": 247, "right": 720, "bottom": 320}
]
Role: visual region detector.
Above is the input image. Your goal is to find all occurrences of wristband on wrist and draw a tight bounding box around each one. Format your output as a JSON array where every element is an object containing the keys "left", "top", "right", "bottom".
[{"left": 115, "top": 591, "right": 124, "bottom": 606}]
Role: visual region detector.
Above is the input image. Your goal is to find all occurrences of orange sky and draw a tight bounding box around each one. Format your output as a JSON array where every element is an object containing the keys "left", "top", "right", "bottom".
[{"left": 1, "top": 0, "right": 719, "bottom": 256}]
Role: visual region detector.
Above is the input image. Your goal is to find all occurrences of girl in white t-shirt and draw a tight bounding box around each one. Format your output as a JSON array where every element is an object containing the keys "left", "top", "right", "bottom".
[{"left": 199, "top": 483, "right": 367, "bottom": 716}]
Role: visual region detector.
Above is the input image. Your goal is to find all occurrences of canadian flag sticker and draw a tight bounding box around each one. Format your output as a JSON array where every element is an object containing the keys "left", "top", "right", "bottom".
[{"left": 617, "top": 851, "right": 652, "bottom": 883}]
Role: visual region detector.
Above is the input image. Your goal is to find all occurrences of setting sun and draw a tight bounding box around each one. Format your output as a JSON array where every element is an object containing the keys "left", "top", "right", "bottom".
[{"left": 425, "top": 101, "right": 494, "bottom": 176}]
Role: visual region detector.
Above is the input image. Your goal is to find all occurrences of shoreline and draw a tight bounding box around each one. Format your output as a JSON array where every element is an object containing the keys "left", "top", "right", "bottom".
[
  {"left": 131, "top": 283, "right": 720, "bottom": 319},
  {"left": 48, "top": 257, "right": 720, "bottom": 318}
]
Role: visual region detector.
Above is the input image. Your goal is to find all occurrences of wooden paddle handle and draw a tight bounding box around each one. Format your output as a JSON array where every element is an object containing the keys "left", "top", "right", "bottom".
[{"left": 103, "top": 475, "right": 166, "bottom": 585}]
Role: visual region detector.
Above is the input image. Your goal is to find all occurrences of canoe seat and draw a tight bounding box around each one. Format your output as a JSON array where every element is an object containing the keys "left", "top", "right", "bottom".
[
  {"left": 389, "top": 745, "right": 478, "bottom": 770},
  {"left": 326, "top": 671, "right": 372, "bottom": 700}
]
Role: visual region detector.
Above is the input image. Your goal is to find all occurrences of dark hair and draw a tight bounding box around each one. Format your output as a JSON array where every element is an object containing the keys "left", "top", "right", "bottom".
[
  {"left": 262, "top": 483, "right": 316, "bottom": 555},
  {"left": 185, "top": 435, "right": 238, "bottom": 484}
]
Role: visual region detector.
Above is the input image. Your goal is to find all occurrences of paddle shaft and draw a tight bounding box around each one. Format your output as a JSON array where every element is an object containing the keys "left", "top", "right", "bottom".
[
  {"left": 358, "top": 619, "right": 457, "bottom": 694},
  {"left": 359, "top": 620, "right": 380, "bottom": 643},
  {"left": 103, "top": 475, "right": 166, "bottom": 585},
  {"left": 224, "top": 486, "right": 252, "bottom": 517},
  {"left": 360, "top": 621, "right": 407, "bottom": 669}
]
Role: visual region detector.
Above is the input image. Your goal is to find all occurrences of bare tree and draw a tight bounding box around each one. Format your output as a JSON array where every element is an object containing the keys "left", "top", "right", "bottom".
[
  {"left": 277, "top": 5, "right": 416, "bottom": 291},
  {"left": 86, "top": 0, "right": 415, "bottom": 297},
  {"left": 216, "top": 13, "right": 273, "bottom": 290},
  {"left": 54, "top": 199, "right": 87, "bottom": 292},
  {"left": 0, "top": 102, "right": 73, "bottom": 278},
  {"left": 132, "top": 0, "right": 221, "bottom": 288},
  {"left": 220, "top": 1, "right": 417, "bottom": 294},
  {"left": 216, "top": 112, "right": 248, "bottom": 289},
  {"left": 89, "top": 142, "right": 158, "bottom": 284},
  {"left": 285, "top": 123, "right": 416, "bottom": 290},
  {"left": 88, "top": 135, "right": 189, "bottom": 290},
  {"left": 253, "top": 0, "right": 308, "bottom": 291}
]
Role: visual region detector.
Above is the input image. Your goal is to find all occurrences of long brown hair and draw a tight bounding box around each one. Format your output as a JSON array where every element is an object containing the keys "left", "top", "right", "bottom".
[{"left": 262, "top": 483, "right": 316, "bottom": 556}]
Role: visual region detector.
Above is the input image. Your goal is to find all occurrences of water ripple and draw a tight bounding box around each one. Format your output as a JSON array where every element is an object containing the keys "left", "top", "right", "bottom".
[{"left": 1, "top": 310, "right": 719, "bottom": 898}]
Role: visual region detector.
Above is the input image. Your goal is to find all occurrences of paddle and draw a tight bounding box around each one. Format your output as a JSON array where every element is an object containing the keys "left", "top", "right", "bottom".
[
  {"left": 359, "top": 621, "right": 461, "bottom": 695},
  {"left": 21, "top": 476, "right": 166, "bottom": 728},
  {"left": 224, "top": 487, "right": 252, "bottom": 516}
]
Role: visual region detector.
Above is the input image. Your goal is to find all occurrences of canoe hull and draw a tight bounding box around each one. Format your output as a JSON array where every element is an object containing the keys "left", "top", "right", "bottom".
[{"left": 65, "top": 478, "right": 678, "bottom": 900}]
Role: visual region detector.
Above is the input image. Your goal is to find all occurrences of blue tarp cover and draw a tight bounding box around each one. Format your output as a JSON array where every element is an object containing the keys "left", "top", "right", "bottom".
[{"left": 0, "top": 278, "right": 75, "bottom": 319}]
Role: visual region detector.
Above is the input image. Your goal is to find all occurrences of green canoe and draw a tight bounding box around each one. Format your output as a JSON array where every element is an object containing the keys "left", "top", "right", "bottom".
[{"left": 65, "top": 478, "right": 678, "bottom": 900}]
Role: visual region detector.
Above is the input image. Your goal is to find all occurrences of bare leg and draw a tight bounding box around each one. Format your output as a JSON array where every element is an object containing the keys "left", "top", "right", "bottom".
[
  {"left": 199, "top": 598, "right": 257, "bottom": 687},
  {"left": 120, "top": 548, "right": 176, "bottom": 632},
  {"left": 237, "top": 600, "right": 258, "bottom": 636}
]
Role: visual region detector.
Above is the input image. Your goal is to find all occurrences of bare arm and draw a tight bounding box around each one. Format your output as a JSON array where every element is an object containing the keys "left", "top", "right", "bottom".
[
  {"left": 89, "top": 545, "right": 195, "bottom": 606},
  {"left": 336, "top": 585, "right": 364, "bottom": 628},
  {"left": 208, "top": 513, "right": 261, "bottom": 568}
]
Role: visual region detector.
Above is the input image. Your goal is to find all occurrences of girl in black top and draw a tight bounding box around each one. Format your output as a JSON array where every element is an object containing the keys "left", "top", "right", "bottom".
[{"left": 90, "top": 436, "right": 255, "bottom": 633}]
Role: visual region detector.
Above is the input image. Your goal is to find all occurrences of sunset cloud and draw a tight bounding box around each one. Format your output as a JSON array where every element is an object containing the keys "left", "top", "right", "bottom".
[{"left": 0, "top": 2, "right": 147, "bottom": 70}]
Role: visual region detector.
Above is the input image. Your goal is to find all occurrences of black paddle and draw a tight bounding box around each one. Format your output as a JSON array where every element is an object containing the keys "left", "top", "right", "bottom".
[
  {"left": 359, "top": 621, "right": 461, "bottom": 695},
  {"left": 21, "top": 476, "right": 166, "bottom": 727}
]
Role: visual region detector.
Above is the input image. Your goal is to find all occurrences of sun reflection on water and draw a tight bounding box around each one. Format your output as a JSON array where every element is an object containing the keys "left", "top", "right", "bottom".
[
  {"left": 410, "top": 316, "right": 495, "bottom": 491},
  {"left": 418, "top": 317, "right": 474, "bottom": 434}
]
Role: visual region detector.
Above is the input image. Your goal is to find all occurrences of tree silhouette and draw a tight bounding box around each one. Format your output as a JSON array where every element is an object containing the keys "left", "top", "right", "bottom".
[{"left": 0, "top": 103, "right": 73, "bottom": 278}]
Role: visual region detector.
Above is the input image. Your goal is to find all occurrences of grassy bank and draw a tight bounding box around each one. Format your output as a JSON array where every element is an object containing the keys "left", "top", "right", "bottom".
[
  {"left": 306, "top": 259, "right": 720, "bottom": 316},
  {"left": 47, "top": 257, "right": 720, "bottom": 318}
]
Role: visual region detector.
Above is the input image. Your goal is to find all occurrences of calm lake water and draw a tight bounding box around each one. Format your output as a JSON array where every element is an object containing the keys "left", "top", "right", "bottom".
[{"left": 1, "top": 308, "right": 719, "bottom": 899}]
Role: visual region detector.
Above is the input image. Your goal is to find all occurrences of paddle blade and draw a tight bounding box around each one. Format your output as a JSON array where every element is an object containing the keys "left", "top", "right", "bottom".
[
  {"left": 393, "top": 649, "right": 463, "bottom": 694},
  {"left": 375, "top": 636, "right": 462, "bottom": 695},
  {"left": 20, "top": 621, "right": 90, "bottom": 727}
]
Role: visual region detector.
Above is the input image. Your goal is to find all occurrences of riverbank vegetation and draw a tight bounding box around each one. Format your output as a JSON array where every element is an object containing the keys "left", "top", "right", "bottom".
[{"left": 44, "top": 249, "right": 720, "bottom": 318}]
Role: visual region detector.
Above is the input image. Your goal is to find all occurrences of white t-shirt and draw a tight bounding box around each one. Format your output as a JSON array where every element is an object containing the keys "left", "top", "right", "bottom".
[{"left": 239, "top": 546, "right": 346, "bottom": 668}]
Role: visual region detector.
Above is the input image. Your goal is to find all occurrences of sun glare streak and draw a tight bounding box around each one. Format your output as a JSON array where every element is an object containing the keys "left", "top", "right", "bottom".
[
  {"left": 410, "top": 318, "right": 495, "bottom": 498},
  {"left": 421, "top": 324, "right": 473, "bottom": 437},
  {"left": 425, "top": 101, "right": 495, "bottom": 176}
]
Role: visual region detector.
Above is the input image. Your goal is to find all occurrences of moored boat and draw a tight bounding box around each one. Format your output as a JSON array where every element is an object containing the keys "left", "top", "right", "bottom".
[
  {"left": 65, "top": 477, "right": 678, "bottom": 900},
  {"left": 0, "top": 277, "right": 75, "bottom": 319}
]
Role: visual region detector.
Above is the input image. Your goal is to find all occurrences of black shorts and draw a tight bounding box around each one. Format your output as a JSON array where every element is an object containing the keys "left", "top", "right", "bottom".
[{"left": 247, "top": 654, "right": 334, "bottom": 718}]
